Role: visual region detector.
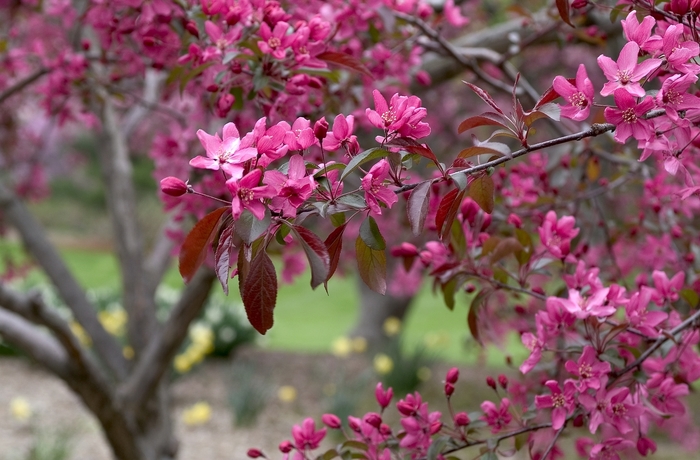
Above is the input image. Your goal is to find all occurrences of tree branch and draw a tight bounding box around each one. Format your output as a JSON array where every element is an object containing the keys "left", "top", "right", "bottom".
[
  {"left": 144, "top": 215, "right": 180, "bottom": 296},
  {"left": 0, "top": 309, "right": 71, "bottom": 379},
  {"left": 0, "top": 181, "right": 128, "bottom": 379},
  {"left": 0, "top": 68, "right": 50, "bottom": 106},
  {"left": 117, "top": 268, "right": 216, "bottom": 409}
]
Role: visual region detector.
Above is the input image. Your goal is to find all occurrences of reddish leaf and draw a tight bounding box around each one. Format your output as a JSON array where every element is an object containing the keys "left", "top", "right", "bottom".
[
  {"left": 237, "top": 245, "right": 250, "bottom": 295},
  {"left": 388, "top": 137, "right": 440, "bottom": 167},
  {"left": 355, "top": 235, "right": 386, "bottom": 295},
  {"left": 324, "top": 223, "right": 347, "bottom": 288},
  {"left": 556, "top": 0, "right": 574, "bottom": 27},
  {"left": 490, "top": 237, "right": 524, "bottom": 264},
  {"left": 468, "top": 175, "right": 494, "bottom": 214},
  {"left": 457, "top": 145, "right": 507, "bottom": 160},
  {"left": 214, "top": 223, "right": 236, "bottom": 295},
  {"left": 318, "top": 51, "right": 374, "bottom": 79},
  {"left": 463, "top": 82, "right": 504, "bottom": 115},
  {"left": 359, "top": 216, "right": 386, "bottom": 250},
  {"left": 436, "top": 188, "right": 466, "bottom": 240},
  {"left": 468, "top": 289, "right": 491, "bottom": 345},
  {"left": 242, "top": 250, "right": 277, "bottom": 335},
  {"left": 179, "top": 206, "right": 229, "bottom": 283},
  {"left": 292, "top": 225, "right": 330, "bottom": 290},
  {"left": 457, "top": 113, "right": 507, "bottom": 134},
  {"left": 407, "top": 181, "right": 431, "bottom": 236},
  {"left": 535, "top": 84, "right": 564, "bottom": 109}
]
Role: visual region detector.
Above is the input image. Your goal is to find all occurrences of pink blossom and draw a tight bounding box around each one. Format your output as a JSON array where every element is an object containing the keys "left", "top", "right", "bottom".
[
  {"left": 444, "top": 0, "right": 469, "bottom": 27},
  {"left": 538, "top": 211, "right": 579, "bottom": 258},
  {"left": 548, "top": 288, "right": 615, "bottom": 319},
  {"left": 660, "top": 25, "right": 700, "bottom": 74},
  {"left": 604, "top": 89, "right": 655, "bottom": 144},
  {"left": 264, "top": 155, "right": 317, "bottom": 217},
  {"left": 257, "top": 21, "right": 294, "bottom": 60},
  {"left": 480, "top": 398, "right": 512, "bottom": 433},
  {"left": 621, "top": 11, "right": 661, "bottom": 52},
  {"left": 565, "top": 346, "right": 611, "bottom": 391},
  {"left": 625, "top": 287, "right": 667, "bottom": 336},
  {"left": 655, "top": 73, "right": 700, "bottom": 124},
  {"left": 520, "top": 319, "right": 547, "bottom": 374},
  {"left": 604, "top": 387, "right": 645, "bottom": 434},
  {"left": 597, "top": 42, "right": 661, "bottom": 97},
  {"left": 375, "top": 382, "right": 393, "bottom": 409},
  {"left": 552, "top": 64, "right": 594, "bottom": 121},
  {"left": 365, "top": 90, "right": 430, "bottom": 141},
  {"left": 190, "top": 123, "right": 258, "bottom": 179},
  {"left": 322, "top": 114, "right": 360, "bottom": 154},
  {"left": 291, "top": 418, "right": 326, "bottom": 450},
  {"left": 361, "top": 160, "right": 398, "bottom": 215},
  {"left": 589, "top": 437, "right": 635, "bottom": 460},
  {"left": 284, "top": 117, "right": 317, "bottom": 151},
  {"left": 649, "top": 377, "right": 688, "bottom": 415},
  {"left": 535, "top": 380, "right": 576, "bottom": 430},
  {"left": 651, "top": 270, "right": 684, "bottom": 303},
  {"left": 226, "top": 169, "right": 275, "bottom": 220}
]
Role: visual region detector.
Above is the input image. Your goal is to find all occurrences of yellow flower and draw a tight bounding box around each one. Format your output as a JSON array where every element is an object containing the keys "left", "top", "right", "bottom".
[
  {"left": 417, "top": 366, "right": 432, "bottom": 381},
  {"left": 70, "top": 321, "right": 92, "bottom": 347},
  {"left": 373, "top": 353, "right": 394, "bottom": 375},
  {"left": 182, "top": 402, "right": 211, "bottom": 426},
  {"left": 99, "top": 309, "right": 127, "bottom": 337},
  {"left": 351, "top": 336, "right": 367, "bottom": 353},
  {"left": 9, "top": 397, "right": 31, "bottom": 422},
  {"left": 383, "top": 317, "right": 402, "bottom": 337},
  {"left": 277, "top": 385, "right": 297, "bottom": 403},
  {"left": 331, "top": 336, "right": 352, "bottom": 358},
  {"left": 122, "top": 346, "right": 134, "bottom": 360},
  {"left": 174, "top": 354, "right": 192, "bottom": 373}
]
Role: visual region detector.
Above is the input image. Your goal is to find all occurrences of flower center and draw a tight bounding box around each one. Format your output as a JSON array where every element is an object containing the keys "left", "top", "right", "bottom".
[
  {"left": 612, "top": 402, "right": 627, "bottom": 417},
  {"left": 552, "top": 394, "right": 566, "bottom": 408},
  {"left": 665, "top": 89, "right": 683, "bottom": 106},
  {"left": 570, "top": 92, "right": 587, "bottom": 108},
  {"left": 268, "top": 37, "right": 281, "bottom": 49},
  {"left": 622, "top": 108, "right": 637, "bottom": 123},
  {"left": 239, "top": 188, "right": 254, "bottom": 203},
  {"left": 381, "top": 108, "right": 397, "bottom": 126},
  {"left": 579, "top": 363, "right": 593, "bottom": 379},
  {"left": 617, "top": 69, "right": 632, "bottom": 84}
]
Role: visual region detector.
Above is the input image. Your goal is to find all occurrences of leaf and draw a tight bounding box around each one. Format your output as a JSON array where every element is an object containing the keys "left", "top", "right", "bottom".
[
  {"left": 457, "top": 144, "right": 509, "bottom": 160},
  {"left": 457, "top": 112, "right": 507, "bottom": 134},
  {"left": 387, "top": 137, "right": 440, "bottom": 167},
  {"left": 450, "top": 218, "right": 467, "bottom": 258},
  {"left": 214, "top": 223, "right": 236, "bottom": 295},
  {"left": 468, "top": 289, "right": 491, "bottom": 344},
  {"left": 527, "top": 103, "right": 561, "bottom": 123},
  {"left": 356, "top": 235, "right": 386, "bottom": 295},
  {"left": 463, "top": 82, "right": 505, "bottom": 115},
  {"left": 436, "top": 188, "right": 466, "bottom": 240},
  {"left": 317, "top": 51, "right": 374, "bottom": 79},
  {"left": 340, "top": 148, "right": 389, "bottom": 181},
  {"left": 242, "top": 250, "right": 277, "bottom": 335},
  {"left": 235, "top": 209, "right": 271, "bottom": 245},
  {"left": 179, "top": 206, "right": 229, "bottom": 283},
  {"left": 468, "top": 175, "right": 494, "bottom": 214},
  {"left": 556, "top": 0, "right": 574, "bottom": 27},
  {"left": 534, "top": 85, "right": 561, "bottom": 109},
  {"left": 490, "top": 237, "right": 523, "bottom": 264},
  {"left": 321, "top": 450, "right": 340, "bottom": 460},
  {"left": 359, "top": 216, "right": 386, "bottom": 250},
  {"left": 324, "top": 223, "right": 347, "bottom": 287},
  {"left": 427, "top": 436, "right": 449, "bottom": 460},
  {"left": 291, "top": 225, "right": 331, "bottom": 290},
  {"left": 237, "top": 244, "right": 250, "bottom": 294},
  {"left": 407, "top": 181, "right": 431, "bottom": 236},
  {"left": 681, "top": 288, "right": 699, "bottom": 308}
]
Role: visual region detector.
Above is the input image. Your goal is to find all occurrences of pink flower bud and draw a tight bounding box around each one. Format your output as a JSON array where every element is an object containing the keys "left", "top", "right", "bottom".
[
  {"left": 247, "top": 448, "right": 264, "bottom": 458},
  {"left": 278, "top": 441, "right": 292, "bottom": 453},
  {"left": 444, "top": 382, "right": 455, "bottom": 396},
  {"left": 322, "top": 414, "right": 341, "bottom": 429},
  {"left": 375, "top": 382, "right": 393, "bottom": 409},
  {"left": 464, "top": 283, "right": 476, "bottom": 293},
  {"left": 573, "top": 413, "right": 584, "bottom": 427},
  {"left": 364, "top": 412, "right": 382, "bottom": 428},
  {"left": 507, "top": 213, "right": 522, "bottom": 228},
  {"left": 415, "top": 70, "right": 432, "bottom": 86},
  {"left": 429, "top": 421, "right": 442, "bottom": 434},
  {"left": 314, "top": 118, "right": 329, "bottom": 141},
  {"left": 160, "top": 177, "right": 188, "bottom": 197},
  {"left": 445, "top": 367, "right": 459, "bottom": 384},
  {"left": 348, "top": 416, "right": 362, "bottom": 432},
  {"left": 396, "top": 400, "right": 415, "bottom": 416},
  {"left": 216, "top": 93, "right": 235, "bottom": 118},
  {"left": 486, "top": 376, "right": 497, "bottom": 390},
  {"left": 498, "top": 374, "right": 508, "bottom": 390},
  {"left": 454, "top": 412, "right": 470, "bottom": 426},
  {"left": 206, "top": 84, "right": 220, "bottom": 93},
  {"left": 379, "top": 423, "right": 392, "bottom": 435},
  {"left": 637, "top": 436, "right": 657, "bottom": 456},
  {"left": 184, "top": 20, "right": 199, "bottom": 38},
  {"left": 571, "top": 0, "right": 587, "bottom": 8}
]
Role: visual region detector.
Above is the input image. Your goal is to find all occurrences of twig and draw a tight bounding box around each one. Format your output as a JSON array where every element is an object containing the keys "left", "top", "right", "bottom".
[{"left": 0, "top": 68, "right": 49, "bottom": 105}]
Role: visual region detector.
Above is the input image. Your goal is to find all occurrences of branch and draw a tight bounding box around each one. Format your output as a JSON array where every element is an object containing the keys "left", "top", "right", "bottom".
[
  {"left": 0, "top": 68, "right": 50, "bottom": 105},
  {"left": 117, "top": 268, "right": 216, "bottom": 409},
  {"left": 0, "top": 309, "right": 71, "bottom": 379},
  {"left": 95, "top": 85, "right": 157, "bottom": 352},
  {"left": 0, "top": 181, "right": 128, "bottom": 379},
  {"left": 144, "top": 215, "right": 180, "bottom": 295}
]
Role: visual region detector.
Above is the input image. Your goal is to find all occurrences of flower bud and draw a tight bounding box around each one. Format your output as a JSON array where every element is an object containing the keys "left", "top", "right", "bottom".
[
  {"left": 379, "top": 423, "right": 392, "bottom": 435},
  {"left": 454, "top": 412, "right": 470, "bottom": 426},
  {"left": 348, "top": 416, "right": 362, "bottom": 432},
  {"left": 322, "top": 413, "right": 341, "bottom": 429},
  {"left": 247, "top": 448, "right": 264, "bottom": 458},
  {"left": 397, "top": 400, "right": 415, "bottom": 417},
  {"left": 415, "top": 70, "right": 431, "bottom": 86},
  {"left": 637, "top": 436, "right": 657, "bottom": 456},
  {"left": 444, "top": 382, "right": 455, "bottom": 396},
  {"left": 507, "top": 213, "right": 522, "bottom": 228},
  {"left": 429, "top": 421, "right": 442, "bottom": 434},
  {"left": 486, "top": 376, "right": 497, "bottom": 390},
  {"left": 498, "top": 374, "right": 508, "bottom": 390},
  {"left": 314, "top": 118, "right": 329, "bottom": 141},
  {"left": 573, "top": 413, "right": 584, "bottom": 427},
  {"left": 364, "top": 412, "right": 382, "bottom": 429},
  {"left": 375, "top": 382, "right": 393, "bottom": 409},
  {"left": 184, "top": 20, "right": 199, "bottom": 38},
  {"left": 446, "top": 367, "right": 459, "bottom": 384},
  {"left": 160, "top": 177, "right": 188, "bottom": 197},
  {"left": 216, "top": 93, "right": 235, "bottom": 118},
  {"left": 278, "top": 441, "right": 293, "bottom": 453}
]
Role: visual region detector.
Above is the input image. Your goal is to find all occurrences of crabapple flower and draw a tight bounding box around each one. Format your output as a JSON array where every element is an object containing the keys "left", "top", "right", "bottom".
[
  {"left": 480, "top": 398, "right": 512, "bottom": 433},
  {"left": 190, "top": 123, "right": 258, "bottom": 179},
  {"left": 538, "top": 211, "right": 579, "bottom": 258},
  {"left": 625, "top": 287, "right": 667, "bottom": 336},
  {"left": 589, "top": 438, "right": 635, "bottom": 460},
  {"left": 322, "top": 114, "right": 360, "bottom": 154},
  {"left": 655, "top": 73, "right": 700, "bottom": 124},
  {"left": 535, "top": 380, "right": 576, "bottom": 430},
  {"left": 621, "top": 11, "right": 661, "bottom": 52},
  {"left": 652, "top": 269, "right": 685, "bottom": 303},
  {"left": 362, "top": 160, "right": 398, "bottom": 215},
  {"left": 564, "top": 346, "right": 611, "bottom": 391},
  {"left": 603, "top": 387, "right": 645, "bottom": 434},
  {"left": 226, "top": 169, "right": 275, "bottom": 220},
  {"left": 365, "top": 90, "right": 430, "bottom": 141},
  {"left": 597, "top": 42, "right": 661, "bottom": 97},
  {"left": 284, "top": 117, "right": 316, "bottom": 151},
  {"left": 548, "top": 288, "right": 615, "bottom": 319},
  {"left": 291, "top": 418, "right": 326, "bottom": 450},
  {"left": 604, "top": 89, "right": 655, "bottom": 144},
  {"left": 258, "top": 21, "right": 294, "bottom": 60},
  {"left": 520, "top": 318, "right": 547, "bottom": 374},
  {"left": 660, "top": 25, "right": 700, "bottom": 74},
  {"left": 375, "top": 382, "right": 393, "bottom": 409},
  {"left": 264, "top": 155, "right": 317, "bottom": 217},
  {"left": 649, "top": 377, "right": 688, "bottom": 415},
  {"left": 444, "top": 0, "right": 469, "bottom": 27},
  {"left": 552, "top": 64, "right": 594, "bottom": 121}
]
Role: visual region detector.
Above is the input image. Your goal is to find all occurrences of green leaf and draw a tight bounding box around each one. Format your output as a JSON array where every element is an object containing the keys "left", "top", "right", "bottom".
[
  {"left": 179, "top": 206, "right": 229, "bottom": 283},
  {"left": 681, "top": 288, "right": 699, "bottom": 308},
  {"left": 359, "top": 216, "right": 386, "bottom": 250},
  {"left": 242, "top": 250, "right": 277, "bottom": 335},
  {"left": 234, "top": 209, "right": 271, "bottom": 245},
  {"left": 427, "top": 436, "right": 449, "bottom": 460},
  {"left": 355, "top": 235, "right": 386, "bottom": 295},
  {"left": 407, "top": 181, "right": 431, "bottom": 236},
  {"left": 340, "top": 148, "right": 389, "bottom": 181}
]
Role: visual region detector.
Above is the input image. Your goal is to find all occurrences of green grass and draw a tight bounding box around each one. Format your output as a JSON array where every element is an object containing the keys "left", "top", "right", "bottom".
[{"left": 0, "top": 239, "right": 524, "bottom": 365}]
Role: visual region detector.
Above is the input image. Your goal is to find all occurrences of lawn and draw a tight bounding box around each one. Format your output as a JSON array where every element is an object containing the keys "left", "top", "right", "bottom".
[{"left": 0, "top": 238, "right": 525, "bottom": 365}]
